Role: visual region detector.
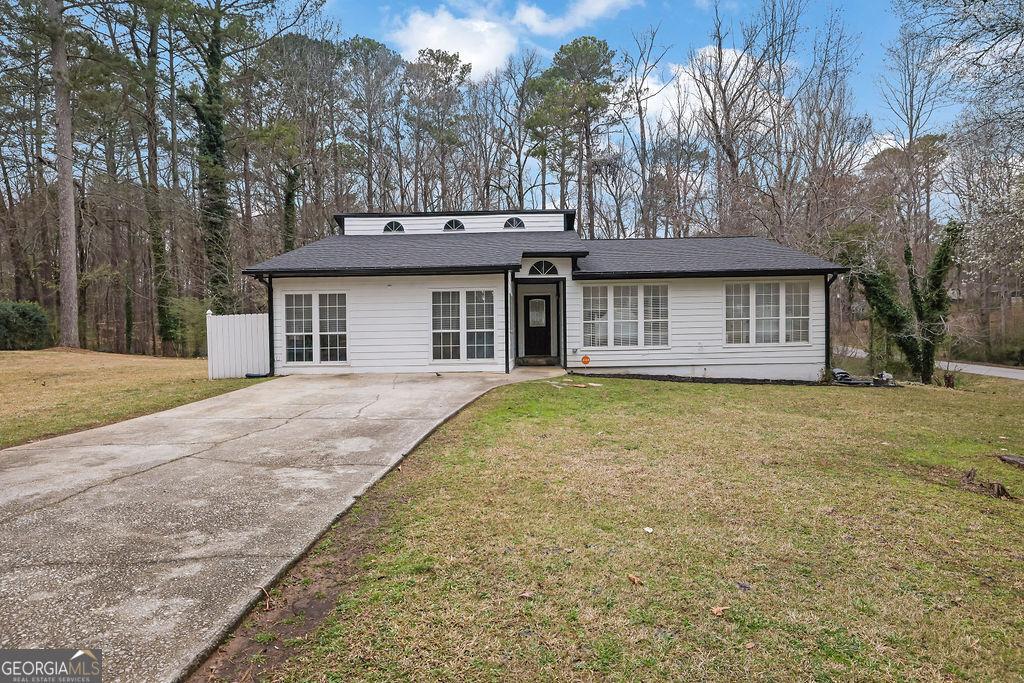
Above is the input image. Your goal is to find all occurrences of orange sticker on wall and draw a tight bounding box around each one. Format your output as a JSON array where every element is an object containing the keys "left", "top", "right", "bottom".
[{"left": 581, "top": 355, "right": 591, "bottom": 365}]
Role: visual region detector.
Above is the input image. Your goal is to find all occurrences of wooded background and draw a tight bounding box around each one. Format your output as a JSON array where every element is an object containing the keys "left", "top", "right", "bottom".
[{"left": 1, "top": 0, "right": 1021, "bottom": 368}]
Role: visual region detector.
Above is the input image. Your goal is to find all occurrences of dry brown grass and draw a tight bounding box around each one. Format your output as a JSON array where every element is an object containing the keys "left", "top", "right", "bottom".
[
  {"left": 0, "top": 348, "right": 263, "bottom": 448},
  {"left": 267, "top": 374, "right": 1024, "bottom": 682}
]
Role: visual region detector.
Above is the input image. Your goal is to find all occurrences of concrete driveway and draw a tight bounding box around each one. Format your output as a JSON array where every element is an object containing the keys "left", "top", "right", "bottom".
[{"left": 0, "top": 369, "right": 560, "bottom": 682}]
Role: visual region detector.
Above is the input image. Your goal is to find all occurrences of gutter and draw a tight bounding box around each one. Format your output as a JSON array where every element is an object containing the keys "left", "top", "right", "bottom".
[
  {"left": 241, "top": 265, "right": 520, "bottom": 278},
  {"left": 572, "top": 267, "right": 850, "bottom": 280}
]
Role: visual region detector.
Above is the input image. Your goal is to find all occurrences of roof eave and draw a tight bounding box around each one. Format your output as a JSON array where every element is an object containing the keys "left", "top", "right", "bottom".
[{"left": 242, "top": 265, "right": 518, "bottom": 278}]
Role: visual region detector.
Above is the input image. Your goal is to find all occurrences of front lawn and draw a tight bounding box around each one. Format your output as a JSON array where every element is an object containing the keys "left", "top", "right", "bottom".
[
  {"left": 202, "top": 374, "right": 1024, "bottom": 681},
  {"left": 0, "top": 348, "right": 264, "bottom": 448}
]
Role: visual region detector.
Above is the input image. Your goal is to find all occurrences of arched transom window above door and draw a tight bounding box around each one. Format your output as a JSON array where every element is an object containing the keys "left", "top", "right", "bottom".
[{"left": 528, "top": 260, "right": 558, "bottom": 275}]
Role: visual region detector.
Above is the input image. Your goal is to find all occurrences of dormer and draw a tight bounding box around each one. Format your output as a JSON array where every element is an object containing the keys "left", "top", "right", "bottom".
[{"left": 335, "top": 209, "right": 576, "bottom": 235}]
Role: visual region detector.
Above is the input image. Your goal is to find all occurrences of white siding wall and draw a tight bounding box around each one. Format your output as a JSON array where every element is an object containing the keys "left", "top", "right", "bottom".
[
  {"left": 344, "top": 213, "right": 566, "bottom": 235},
  {"left": 273, "top": 274, "right": 506, "bottom": 374},
  {"left": 206, "top": 312, "right": 269, "bottom": 379},
  {"left": 563, "top": 275, "right": 827, "bottom": 381}
]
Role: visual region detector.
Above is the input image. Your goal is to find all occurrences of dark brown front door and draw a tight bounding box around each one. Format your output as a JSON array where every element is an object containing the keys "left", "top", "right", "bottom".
[{"left": 524, "top": 295, "right": 551, "bottom": 356}]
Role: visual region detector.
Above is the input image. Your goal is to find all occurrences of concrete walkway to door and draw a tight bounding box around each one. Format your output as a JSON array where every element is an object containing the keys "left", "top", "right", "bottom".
[{"left": 0, "top": 369, "right": 561, "bottom": 682}]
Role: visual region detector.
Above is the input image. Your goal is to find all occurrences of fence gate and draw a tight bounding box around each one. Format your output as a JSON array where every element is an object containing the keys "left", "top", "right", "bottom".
[{"left": 206, "top": 311, "right": 270, "bottom": 379}]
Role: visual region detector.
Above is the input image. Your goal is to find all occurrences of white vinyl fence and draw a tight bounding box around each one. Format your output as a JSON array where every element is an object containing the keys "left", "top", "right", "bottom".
[{"left": 206, "top": 311, "right": 270, "bottom": 379}]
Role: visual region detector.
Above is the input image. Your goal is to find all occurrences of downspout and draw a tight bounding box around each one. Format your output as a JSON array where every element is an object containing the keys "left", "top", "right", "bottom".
[
  {"left": 824, "top": 273, "right": 837, "bottom": 378},
  {"left": 247, "top": 274, "right": 275, "bottom": 378}
]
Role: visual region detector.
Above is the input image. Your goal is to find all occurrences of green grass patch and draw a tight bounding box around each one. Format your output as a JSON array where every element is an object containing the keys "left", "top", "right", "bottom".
[
  {"left": 0, "top": 348, "right": 266, "bottom": 448},
  {"left": 269, "top": 374, "right": 1023, "bottom": 681}
]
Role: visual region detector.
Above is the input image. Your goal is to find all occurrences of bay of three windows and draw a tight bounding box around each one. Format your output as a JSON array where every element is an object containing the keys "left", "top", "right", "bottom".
[
  {"left": 725, "top": 281, "right": 810, "bottom": 345},
  {"left": 583, "top": 284, "right": 668, "bottom": 348}
]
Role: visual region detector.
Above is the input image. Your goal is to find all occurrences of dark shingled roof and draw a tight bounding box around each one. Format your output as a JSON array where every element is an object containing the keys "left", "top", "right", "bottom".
[
  {"left": 243, "top": 232, "right": 847, "bottom": 278},
  {"left": 574, "top": 237, "right": 847, "bottom": 279},
  {"left": 242, "top": 231, "right": 590, "bottom": 276}
]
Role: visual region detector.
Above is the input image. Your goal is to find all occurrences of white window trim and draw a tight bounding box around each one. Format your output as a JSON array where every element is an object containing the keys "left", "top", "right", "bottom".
[
  {"left": 580, "top": 281, "right": 671, "bottom": 351},
  {"left": 429, "top": 288, "right": 499, "bottom": 364},
  {"left": 520, "top": 258, "right": 568, "bottom": 279},
  {"left": 722, "top": 279, "right": 813, "bottom": 347},
  {"left": 282, "top": 291, "right": 351, "bottom": 366}
]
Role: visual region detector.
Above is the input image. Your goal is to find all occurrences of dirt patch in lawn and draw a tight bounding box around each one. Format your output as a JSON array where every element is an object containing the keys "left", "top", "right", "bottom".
[{"left": 186, "top": 483, "right": 400, "bottom": 682}]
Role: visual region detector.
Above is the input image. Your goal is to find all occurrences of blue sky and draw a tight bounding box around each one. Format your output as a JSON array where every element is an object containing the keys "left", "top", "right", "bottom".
[{"left": 322, "top": 0, "right": 933, "bottom": 129}]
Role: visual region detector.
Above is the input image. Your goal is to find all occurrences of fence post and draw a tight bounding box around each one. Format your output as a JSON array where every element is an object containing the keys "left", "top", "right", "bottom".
[{"left": 206, "top": 310, "right": 215, "bottom": 379}]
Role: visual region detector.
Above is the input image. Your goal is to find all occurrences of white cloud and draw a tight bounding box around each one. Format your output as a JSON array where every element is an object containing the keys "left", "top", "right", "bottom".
[
  {"left": 858, "top": 133, "right": 900, "bottom": 167},
  {"left": 388, "top": 6, "right": 519, "bottom": 79},
  {"left": 513, "top": 0, "right": 641, "bottom": 37},
  {"left": 643, "top": 63, "right": 687, "bottom": 123},
  {"left": 645, "top": 47, "right": 750, "bottom": 127}
]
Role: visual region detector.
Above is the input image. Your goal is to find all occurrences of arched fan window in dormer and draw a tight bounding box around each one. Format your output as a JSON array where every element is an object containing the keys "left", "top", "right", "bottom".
[
  {"left": 383, "top": 221, "right": 404, "bottom": 233},
  {"left": 504, "top": 216, "right": 526, "bottom": 229},
  {"left": 528, "top": 260, "right": 558, "bottom": 275},
  {"left": 443, "top": 219, "right": 466, "bottom": 231}
]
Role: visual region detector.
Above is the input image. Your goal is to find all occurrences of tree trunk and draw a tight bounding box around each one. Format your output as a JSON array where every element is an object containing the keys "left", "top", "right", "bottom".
[
  {"left": 187, "top": 10, "right": 235, "bottom": 314},
  {"left": 144, "top": 10, "right": 176, "bottom": 355},
  {"left": 47, "top": 0, "right": 79, "bottom": 346}
]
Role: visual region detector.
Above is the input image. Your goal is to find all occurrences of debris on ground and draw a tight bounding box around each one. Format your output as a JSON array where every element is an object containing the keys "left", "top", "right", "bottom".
[
  {"left": 997, "top": 454, "right": 1024, "bottom": 469},
  {"left": 643, "top": 527, "right": 654, "bottom": 534},
  {"left": 710, "top": 605, "right": 729, "bottom": 616},
  {"left": 831, "top": 367, "right": 898, "bottom": 387},
  {"left": 736, "top": 581, "right": 752, "bottom": 592},
  {"left": 960, "top": 469, "right": 1013, "bottom": 499},
  {"left": 627, "top": 574, "right": 643, "bottom": 586}
]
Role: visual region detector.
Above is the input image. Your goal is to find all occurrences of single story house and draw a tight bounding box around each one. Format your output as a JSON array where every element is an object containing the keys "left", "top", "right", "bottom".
[{"left": 242, "top": 210, "right": 848, "bottom": 381}]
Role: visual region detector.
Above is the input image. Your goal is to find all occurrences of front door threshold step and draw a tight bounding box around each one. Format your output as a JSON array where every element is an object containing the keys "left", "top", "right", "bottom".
[{"left": 517, "top": 356, "right": 560, "bottom": 366}]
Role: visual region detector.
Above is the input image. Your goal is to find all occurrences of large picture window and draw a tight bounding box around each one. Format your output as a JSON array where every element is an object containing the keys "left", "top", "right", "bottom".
[
  {"left": 431, "top": 291, "right": 461, "bottom": 360},
  {"left": 754, "top": 283, "right": 780, "bottom": 344},
  {"left": 643, "top": 285, "right": 669, "bottom": 346},
  {"left": 785, "top": 282, "right": 810, "bottom": 342},
  {"left": 432, "top": 289, "right": 496, "bottom": 361},
  {"left": 725, "top": 283, "right": 750, "bottom": 345},
  {"left": 725, "top": 281, "right": 811, "bottom": 345},
  {"left": 583, "top": 286, "right": 608, "bottom": 347},
  {"left": 613, "top": 285, "right": 639, "bottom": 346},
  {"left": 583, "top": 284, "right": 669, "bottom": 348},
  {"left": 318, "top": 293, "right": 347, "bottom": 361},
  {"left": 466, "top": 290, "right": 495, "bottom": 359},
  {"left": 285, "top": 294, "right": 313, "bottom": 362}
]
